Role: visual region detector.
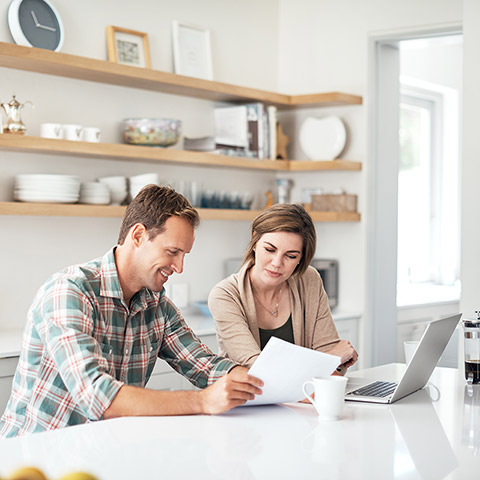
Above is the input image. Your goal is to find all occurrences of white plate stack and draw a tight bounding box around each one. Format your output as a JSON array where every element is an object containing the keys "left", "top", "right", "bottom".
[
  {"left": 79, "top": 182, "right": 111, "bottom": 205},
  {"left": 13, "top": 174, "right": 80, "bottom": 203}
]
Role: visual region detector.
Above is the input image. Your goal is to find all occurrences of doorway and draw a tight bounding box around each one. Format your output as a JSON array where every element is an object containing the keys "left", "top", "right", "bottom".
[{"left": 367, "top": 26, "right": 462, "bottom": 367}]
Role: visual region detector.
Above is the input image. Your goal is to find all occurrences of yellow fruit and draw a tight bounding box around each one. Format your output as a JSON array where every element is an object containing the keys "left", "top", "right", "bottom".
[
  {"left": 58, "top": 473, "right": 99, "bottom": 480},
  {"left": 9, "top": 466, "right": 47, "bottom": 480}
]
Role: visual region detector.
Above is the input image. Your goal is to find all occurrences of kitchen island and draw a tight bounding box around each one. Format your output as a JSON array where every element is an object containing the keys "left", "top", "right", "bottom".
[
  {"left": 0, "top": 364, "right": 478, "bottom": 479},
  {"left": 0, "top": 311, "right": 361, "bottom": 409}
]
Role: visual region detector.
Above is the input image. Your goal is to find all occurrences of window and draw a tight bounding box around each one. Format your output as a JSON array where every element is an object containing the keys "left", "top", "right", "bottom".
[{"left": 397, "top": 83, "right": 460, "bottom": 306}]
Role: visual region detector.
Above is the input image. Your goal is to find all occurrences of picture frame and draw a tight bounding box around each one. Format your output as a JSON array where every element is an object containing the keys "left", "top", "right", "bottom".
[
  {"left": 172, "top": 21, "right": 213, "bottom": 80},
  {"left": 106, "top": 26, "right": 151, "bottom": 68}
]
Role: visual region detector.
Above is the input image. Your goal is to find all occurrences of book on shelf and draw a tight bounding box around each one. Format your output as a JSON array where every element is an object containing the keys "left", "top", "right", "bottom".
[
  {"left": 214, "top": 105, "right": 249, "bottom": 155},
  {"left": 214, "top": 103, "right": 278, "bottom": 160},
  {"left": 267, "top": 105, "right": 277, "bottom": 160},
  {"left": 246, "top": 103, "right": 265, "bottom": 159}
]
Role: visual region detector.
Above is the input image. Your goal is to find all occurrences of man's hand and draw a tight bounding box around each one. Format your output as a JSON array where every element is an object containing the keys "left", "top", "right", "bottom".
[
  {"left": 199, "top": 366, "right": 263, "bottom": 414},
  {"left": 327, "top": 340, "right": 358, "bottom": 368}
]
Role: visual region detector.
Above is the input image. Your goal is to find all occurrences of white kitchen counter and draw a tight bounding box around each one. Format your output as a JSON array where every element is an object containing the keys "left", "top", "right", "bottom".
[
  {"left": 0, "top": 364, "right": 477, "bottom": 479},
  {"left": 0, "top": 331, "right": 23, "bottom": 359},
  {"left": 0, "top": 311, "right": 359, "bottom": 358}
]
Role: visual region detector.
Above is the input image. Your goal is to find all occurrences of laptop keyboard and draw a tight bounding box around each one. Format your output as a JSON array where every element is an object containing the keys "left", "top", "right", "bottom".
[{"left": 348, "top": 381, "right": 397, "bottom": 398}]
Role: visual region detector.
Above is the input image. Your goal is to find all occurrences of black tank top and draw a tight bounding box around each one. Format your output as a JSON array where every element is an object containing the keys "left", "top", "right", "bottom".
[{"left": 259, "top": 314, "right": 294, "bottom": 350}]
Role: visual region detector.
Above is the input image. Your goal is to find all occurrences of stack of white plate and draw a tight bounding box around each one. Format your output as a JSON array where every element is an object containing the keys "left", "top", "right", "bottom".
[
  {"left": 98, "top": 176, "right": 128, "bottom": 206},
  {"left": 79, "top": 182, "right": 111, "bottom": 205},
  {"left": 14, "top": 174, "right": 80, "bottom": 203}
]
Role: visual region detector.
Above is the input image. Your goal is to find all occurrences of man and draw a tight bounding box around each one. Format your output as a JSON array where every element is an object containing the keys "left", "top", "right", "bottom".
[{"left": 0, "top": 185, "right": 263, "bottom": 437}]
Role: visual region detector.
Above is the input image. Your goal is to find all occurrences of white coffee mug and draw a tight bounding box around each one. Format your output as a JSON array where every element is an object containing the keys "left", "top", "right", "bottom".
[
  {"left": 302, "top": 376, "right": 348, "bottom": 421},
  {"left": 83, "top": 127, "right": 101, "bottom": 142},
  {"left": 404, "top": 340, "right": 420, "bottom": 364},
  {"left": 40, "top": 123, "right": 63, "bottom": 139},
  {"left": 63, "top": 124, "right": 83, "bottom": 141}
]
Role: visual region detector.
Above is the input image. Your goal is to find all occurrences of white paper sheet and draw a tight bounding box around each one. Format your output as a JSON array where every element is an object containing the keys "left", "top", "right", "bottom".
[{"left": 244, "top": 337, "right": 341, "bottom": 406}]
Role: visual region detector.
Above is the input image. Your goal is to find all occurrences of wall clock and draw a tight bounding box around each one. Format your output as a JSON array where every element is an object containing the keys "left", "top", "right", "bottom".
[{"left": 8, "top": 0, "right": 64, "bottom": 52}]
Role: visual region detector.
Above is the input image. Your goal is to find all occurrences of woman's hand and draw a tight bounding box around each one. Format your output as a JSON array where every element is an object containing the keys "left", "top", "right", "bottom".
[{"left": 327, "top": 340, "right": 358, "bottom": 368}]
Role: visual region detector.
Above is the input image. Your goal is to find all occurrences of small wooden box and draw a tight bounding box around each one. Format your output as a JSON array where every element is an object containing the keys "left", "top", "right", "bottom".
[{"left": 311, "top": 194, "right": 358, "bottom": 212}]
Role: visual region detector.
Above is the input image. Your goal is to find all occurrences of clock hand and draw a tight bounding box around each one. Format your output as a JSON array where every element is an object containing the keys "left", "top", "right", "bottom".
[
  {"left": 36, "top": 23, "right": 56, "bottom": 32},
  {"left": 30, "top": 10, "right": 40, "bottom": 26},
  {"left": 31, "top": 10, "right": 57, "bottom": 32}
]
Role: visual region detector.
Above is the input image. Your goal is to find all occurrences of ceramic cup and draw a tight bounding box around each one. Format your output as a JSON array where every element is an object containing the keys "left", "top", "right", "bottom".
[
  {"left": 83, "top": 127, "right": 101, "bottom": 143},
  {"left": 302, "top": 376, "right": 348, "bottom": 421},
  {"left": 40, "top": 123, "right": 63, "bottom": 139},
  {"left": 404, "top": 340, "right": 420, "bottom": 364},
  {"left": 63, "top": 124, "right": 84, "bottom": 141}
]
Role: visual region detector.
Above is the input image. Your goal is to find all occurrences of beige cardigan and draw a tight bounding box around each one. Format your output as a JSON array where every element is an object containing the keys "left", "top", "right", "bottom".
[{"left": 208, "top": 264, "right": 342, "bottom": 368}]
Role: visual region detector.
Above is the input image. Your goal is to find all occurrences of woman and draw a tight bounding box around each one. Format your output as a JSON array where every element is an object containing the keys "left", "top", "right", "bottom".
[{"left": 208, "top": 203, "right": 358, "bottom": 373}]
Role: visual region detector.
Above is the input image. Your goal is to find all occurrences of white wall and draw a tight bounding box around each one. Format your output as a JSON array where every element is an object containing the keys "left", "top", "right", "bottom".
[
  {"left": 460, "top": 0, "right": 480, "bottom": 319},
  {"left": 277, "top": 0, "right": 463, "bottom": 364},
  {"left": 0, "top": 0, "right": 280, "bottom": 331}
]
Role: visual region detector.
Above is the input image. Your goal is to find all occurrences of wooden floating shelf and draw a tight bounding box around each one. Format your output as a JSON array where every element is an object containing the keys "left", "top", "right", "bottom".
[
  {"left": 0, "top": 202, "right": 126, "bottom": 218},
  {"left": 0, "top": 43, "right": 362, "bottom": 223},
  {"left": 0, "top": 136, "right": 362, "bottom": 172},
  {"left": 288, "top": 159, "right": 362, "bottom": 171},
  {"left": 0, "top": 202, "right": 361, "bottom": 222},
  {"left": 0, "top": 42, "right": 362, "bottom": 109}
]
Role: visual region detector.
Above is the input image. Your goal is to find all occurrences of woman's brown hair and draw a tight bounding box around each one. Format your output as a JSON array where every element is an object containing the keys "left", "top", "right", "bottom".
[{"left": 242, "top": 203, "right": 316, "bottom": 277}]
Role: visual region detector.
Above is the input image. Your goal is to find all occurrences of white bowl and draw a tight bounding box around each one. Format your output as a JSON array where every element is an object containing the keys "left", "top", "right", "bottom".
[
  {"left": 81, "top": 181, "right": 110, "bottom": 193},
  {"left": 98, "top": 176, "right": 127, "bottom": 188},
  {"left": 79, "top": 193, "right": 111, "bottom": 205},
  {"left": 129, "top": 173, "right": 159, "bottom": 200},
  {"left": 129, "top": 173, "right": 159, "bottom": 184},
  {"left": 129, "top": 184, "right": 146, "bottom": 200},
  {"left": 97, "top": 178, "right": 127, "bottom": 205},
  {"left": 109, "top": 189, "right": 127, "bottom": 205}
]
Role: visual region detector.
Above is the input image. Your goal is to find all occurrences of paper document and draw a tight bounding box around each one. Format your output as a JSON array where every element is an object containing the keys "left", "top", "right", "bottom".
[{"left": 245, "top": 337, "right": 341, "bottom": 406}]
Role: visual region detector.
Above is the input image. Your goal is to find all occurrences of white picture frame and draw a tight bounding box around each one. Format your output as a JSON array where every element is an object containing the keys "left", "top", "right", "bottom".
[{"left": 172, "top": 21, "right": 213, "bottom": 80}]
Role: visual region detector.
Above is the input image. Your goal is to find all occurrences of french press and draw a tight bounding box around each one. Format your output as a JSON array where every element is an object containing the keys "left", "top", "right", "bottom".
[{"left": 463, "top": 312, "right": 480, "bottom": 384}]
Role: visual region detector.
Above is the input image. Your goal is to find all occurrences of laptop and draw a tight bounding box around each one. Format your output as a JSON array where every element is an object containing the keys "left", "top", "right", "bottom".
[{"left": 345, "top": 313, "right": 462, "bottom": 404}]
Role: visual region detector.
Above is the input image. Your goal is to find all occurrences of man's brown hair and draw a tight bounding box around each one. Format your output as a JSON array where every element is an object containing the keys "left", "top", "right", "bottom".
[
  {"left": 117, "top": 184, "right": 199, "bottom": 244},
  {"left": 242, "top": 203, "right": 316, "bottom": 277}
]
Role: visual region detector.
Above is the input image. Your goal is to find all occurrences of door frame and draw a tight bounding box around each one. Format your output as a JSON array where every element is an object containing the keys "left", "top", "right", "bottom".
[{"left": 365, "top": 23, "right": 462, "bottom": 367}]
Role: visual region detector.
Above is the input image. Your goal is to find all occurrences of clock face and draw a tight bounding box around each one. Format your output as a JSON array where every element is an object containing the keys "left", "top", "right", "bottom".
[{"left": 9, "top": 0, "right": 63, "bottom": 51}]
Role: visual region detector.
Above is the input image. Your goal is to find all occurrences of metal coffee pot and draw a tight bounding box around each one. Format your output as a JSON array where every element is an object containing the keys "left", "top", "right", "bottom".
[
  {"left": 0, "top": 95, "right": 33, "bottom": 134},
  {"left": 463, "top": 312, "right": 480, "bottom": 385}
]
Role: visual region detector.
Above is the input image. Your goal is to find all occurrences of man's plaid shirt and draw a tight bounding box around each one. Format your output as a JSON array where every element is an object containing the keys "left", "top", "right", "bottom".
[{"left": 0, "top": 248, "right": 235, "bottom": 437}]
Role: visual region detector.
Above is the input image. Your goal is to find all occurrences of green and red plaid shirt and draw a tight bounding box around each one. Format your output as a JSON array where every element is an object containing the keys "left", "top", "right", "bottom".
[{"left": 0, "top": 248, "right": 235, "bottom": 437}]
